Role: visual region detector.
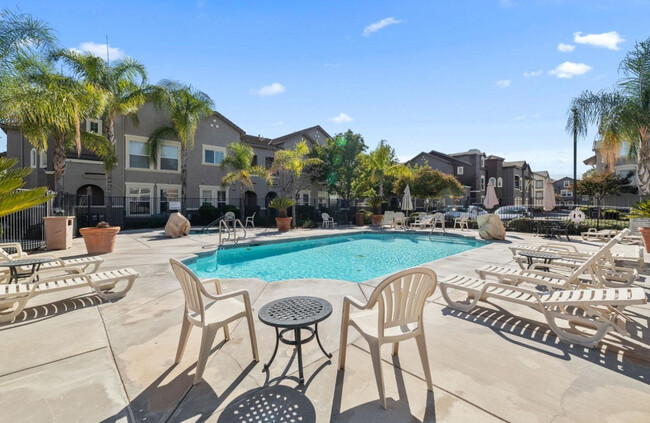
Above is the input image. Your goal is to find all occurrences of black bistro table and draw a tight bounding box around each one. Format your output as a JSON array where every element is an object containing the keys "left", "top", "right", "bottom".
[
  {"left": 258, "top": 296, "right": 333, "bottom": 384},
  {"left": 0, "top": 257, "right": 54, "bottom": 284},
  {"left": 517, "top": 250, "right": 562, "bottom": 271}
]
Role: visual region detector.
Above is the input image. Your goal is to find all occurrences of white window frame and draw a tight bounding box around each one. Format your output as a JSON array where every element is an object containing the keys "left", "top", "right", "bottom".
[
  {"left": 29, "top": 148, "right": 37, "bottom": 168},
  {"left": 125, "top": 183, "right": 155, "bottom": 216},
  {"left": 86, "top": 118, "right": 102, "bottom": 135},
  {"left": 514, "top": 175, "right": 521, "bottom": 190},
  {"left": 202, "top": 145, "right": 227, "bottom": 166},
  {"left": 535, "top": 179, "right": 543, "bottom": 189},
  {"left": 481, "top": 157, "right": 485, "bottom": 168},
  {"left": 295, "top": 190, "right": 310, "bottom": 206},
  {"left": 497, "top": 177, "right": 503, "bottom": 188},
  {"left": 489, "top": 177, "right": 496, "bottom": 186},
  {"left": 561, "top": 189, "right": 573, "bottom": 197},
  {"left": 157, "top": 183, "right": 182, "bottom": 214},
  {"left": 457, "top": 166, "right": 464, "bottom": 175},
  {"left": 563, "top": 180, "right": 570, "bottom": 187},
  {"left": 480, "top": 176, "right": 485, "bottom": 191},
  {"left": 39, "top": 150, "right": 47, "bottom": 168},
  {"left": 199, "top": 185, "right": 229, "bottom": 208},
  {"left": 126, "top": 135, "right": 180, "bottom": 173}
]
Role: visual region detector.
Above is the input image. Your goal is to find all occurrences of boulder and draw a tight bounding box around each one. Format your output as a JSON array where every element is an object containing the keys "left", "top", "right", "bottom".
[
  {"left": 165, "top": 213, "right": 191, "bottom": 238},
  {"left": 477, "top": 213, "right": 506, "bottom": 240}
]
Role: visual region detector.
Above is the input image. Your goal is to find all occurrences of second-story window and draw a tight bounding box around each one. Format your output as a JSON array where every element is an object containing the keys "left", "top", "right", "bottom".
[
  {"left": 497, "top": 177, "right": 503, "bottom": 187},
  {"left": 563, "top": 180, "right": 570, "bottom": 187},
  {"left": 129, "top": 140, "right": 150, "bottom": 169},
  {"left": 266, "top": 157, "right": 274, "bottom": 169},
  {"left": 457, "top": 166, "right": 464, "bottom": 175},
  {"left": 160, "top": 144, "right": 179, "bottom": 171},
  {"left": 480, "top": 176, "right": 485, "bottom": 191},
  {"left": 203, "top": 146, "right": 225, "bottom": 165},
  {"left": 86, "top": 119, "right": 102, "bottom": 135},
  {"left": 39, "top": 150, "right": 47, "bottom": 168},
  {"left": 489, "top": 177, "right": 496, "bottom": 186},
  {"left": 514, "top": 175, "right": 521, "bottom": 190},
  {"left": 536, "top": 180, "right": 543, "bottom": 189}
]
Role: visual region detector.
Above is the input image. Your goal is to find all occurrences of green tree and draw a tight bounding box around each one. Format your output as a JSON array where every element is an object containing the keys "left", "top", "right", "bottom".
[
  {"left": 569, "top": 38, "right": 650, "bottom": 194},
  {"left": 0, "top": 8, "right": 56, "bottom": 73},
  {"left": 0, "top": 157, "right": 52, "bottom": 217},
  {"left": 52, "top": 50, "right": 147, "bottom": 202},
  {"left": 221, "top": 142, "right": 272, "bottom": 220},
  {"left": 394, "top": 166, "right": 464, "bottom": 209},
  {"left": 0, "top": 54, "right": 105, "bottom": 194},
  {"left": 272, "top": 140, "right": 321, "bottom": 227},
  {"left": 312, "top": 130, "right": 367, "bottom": 202},
  {"left": 147, "top": 80, "right": 214, "bottom": 214},
  {"left": 576, "top": 170, "right": 625, "bottom": 228}
]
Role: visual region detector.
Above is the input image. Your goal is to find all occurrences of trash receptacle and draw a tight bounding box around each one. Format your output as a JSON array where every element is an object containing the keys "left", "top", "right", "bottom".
[
  {"left": 43, "top": 216, "right": 75, "bottom": 250},
  {"left": 355, "top": 211, "right": 365, "bottom": 226}
]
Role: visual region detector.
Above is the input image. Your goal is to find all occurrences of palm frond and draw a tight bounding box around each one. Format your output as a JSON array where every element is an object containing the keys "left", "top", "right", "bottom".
[{"left": 146, "top": 126, "right": 177, "bottom": 163}]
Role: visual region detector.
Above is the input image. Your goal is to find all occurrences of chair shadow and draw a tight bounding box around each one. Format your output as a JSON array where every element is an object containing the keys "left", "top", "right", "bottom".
[
  {"left": 441, "top": 303, "right": 650, "bottom": 384},
  {"left": 0, "top": 294, "right": 108, "bottom": 328},
  {"left": 329, "top": 355, "right": 435, "bottom": 422}
]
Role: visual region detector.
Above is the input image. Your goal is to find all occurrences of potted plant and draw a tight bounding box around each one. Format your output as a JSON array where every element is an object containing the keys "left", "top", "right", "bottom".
[
  {"left": 628, "top": 200, "right": 650, "bottom": 252},
  {"left": 269, "top": 197, "right": 295, "bottom": 232},
  {"left": 366, "top": 190, "right": 384, "bottom": 227},
  {"left": 79, "top": 221, "right": 121, "bottom": 254}
]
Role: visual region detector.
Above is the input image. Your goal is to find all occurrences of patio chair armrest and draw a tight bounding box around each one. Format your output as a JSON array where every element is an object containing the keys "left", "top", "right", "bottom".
[
  {"left": 0, "top": 242, "right": 26, "bottom": 258},
  {"left": 527, "top": 264, "right": 572, "bottom": 276},
  {"left": 343, "top": 295, "right": 368, "bottom": 311},
  {"left": 201, "top": 278, "right": 223, "bottom": 295},
  {"left": 26, "top": 265, "right": 84, "bottom": 283},
  {"left": 203, "top": 289, "right": 250, "bottom": 303}
]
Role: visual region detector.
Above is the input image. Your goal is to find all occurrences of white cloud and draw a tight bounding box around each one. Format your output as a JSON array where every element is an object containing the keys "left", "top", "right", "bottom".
[
  {"left": 513, "top": 113, "right": 540, "bottom": 121},
  {"left": 523, "top": 70, "right": 542, "bottom": 77},
  {"left": 330, "top": 113, "right": 353, "bottom": 123},
  {"left": 251, "top": 82, "right": 286, "bottom": 96},
  {"left": 362, "top": 17, "right": 403, "bottom": 37},
  {"left": 549, "top": 62, "right": 592, "bottom": 79},
  {"left": 557, "top": 43, "right": 575, "bottom": 52},
  {"left": 496, "top": 79, "right": 511, "bottom": 87},
  {"left": 70, "top": 42, "right": 125, "bottom": 60},
  {"left": 573, "top": 31, "right": 624, "bottom": 50}
]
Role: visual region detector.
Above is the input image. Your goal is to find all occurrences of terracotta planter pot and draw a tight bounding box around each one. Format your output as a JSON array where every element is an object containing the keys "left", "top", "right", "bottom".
[
  {"left": 370, "top": 214, "right": 383, "bottom": 226},
  {"left": 79, "top": 226, "right": 120, "bottom": 254},
  {"left": 638, "top": 227, "right": 650, "bottom": 253},
  {"left": 275, "top": 217, "right": 292, "bottom": 232}
]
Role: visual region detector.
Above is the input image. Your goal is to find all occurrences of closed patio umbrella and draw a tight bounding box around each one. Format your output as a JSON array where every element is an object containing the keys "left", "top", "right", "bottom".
[
  {"left": 483, "top": 180, "right": 499, "bottom": 211},
  {"left": 402, "top": 185, "right": 413, "bottom": 213},
  {"left": 543, "top": 180, "right": 556, "bottom": 212}
]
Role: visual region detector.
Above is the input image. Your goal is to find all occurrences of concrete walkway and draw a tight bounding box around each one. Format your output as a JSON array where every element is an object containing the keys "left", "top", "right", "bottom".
[{"left": 0, "top": 226, "right": 648, "bottom": 422}]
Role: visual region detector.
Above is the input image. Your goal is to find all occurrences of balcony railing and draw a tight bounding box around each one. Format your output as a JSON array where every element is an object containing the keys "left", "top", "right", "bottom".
[{"left": 66, "top": 151, "right": 103, "bottom": 161}]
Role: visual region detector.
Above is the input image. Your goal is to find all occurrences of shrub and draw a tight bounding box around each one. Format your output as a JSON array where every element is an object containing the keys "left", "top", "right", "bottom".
[
  {"left": 198, "top": 204, "right": 219, "bottom": 223},
  {"left": 302, "top": 219, "right": 315, "bottom": 228}
]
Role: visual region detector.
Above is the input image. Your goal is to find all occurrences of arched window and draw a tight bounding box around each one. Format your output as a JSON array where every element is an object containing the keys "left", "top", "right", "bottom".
[
  {"left": 497, "top": 177, "right": 503, "bottom": 188},
  {"left": 30, "top": 148, "right": 37, "bottom": 168},
  {"left": 39, "top": 150, "right": 47, "bottom": 168},
  {"left": 489, "top": 177, "right": 496, "bottom": 186}
]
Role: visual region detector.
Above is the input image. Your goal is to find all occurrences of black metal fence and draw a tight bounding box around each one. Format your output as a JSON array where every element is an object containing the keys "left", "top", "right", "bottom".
[{"left": 0, "top": 201, "right": 47, "bottom": 251}]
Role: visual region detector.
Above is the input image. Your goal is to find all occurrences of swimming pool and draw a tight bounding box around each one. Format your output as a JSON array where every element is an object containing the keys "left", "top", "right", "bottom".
[{"left": 185, "top": 232, "right": 486, "bottom": 283}]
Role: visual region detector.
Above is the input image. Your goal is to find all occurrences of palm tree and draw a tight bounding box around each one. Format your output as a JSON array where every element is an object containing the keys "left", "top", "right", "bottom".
[
  {"left": 566, "top": 105, "right": 588, "bottom": 206},
  {"left": 362, "top": 140, "right": 406, "bottom": 198},
  {"left": 221, "top": 142, "right": 272, "bottom": 220},
  {"left": 0, "top": 157, "right": 52, "bottom": 217},
  {"left": 147, "top": 80, "right": 214, "bottom": 215},
  {"left": 569, "top": 38, "right": 650, "bottom": 194},
  {"left": 272, "top": 140, "right": 321, "bottom": 226},
  {"left": 0, "top": 8, "right": 56, "bottom": 72},
  {"left": 52, "top": 50, "right": 147, "bottom": 202},
  {"left": 0, "top": 54, "right": 105, "bottom": 194}
]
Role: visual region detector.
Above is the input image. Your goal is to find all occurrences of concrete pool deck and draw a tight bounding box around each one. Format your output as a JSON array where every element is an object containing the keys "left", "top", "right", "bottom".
[{"left": 0, "top": 226, "right": 648, "bottom": 422}]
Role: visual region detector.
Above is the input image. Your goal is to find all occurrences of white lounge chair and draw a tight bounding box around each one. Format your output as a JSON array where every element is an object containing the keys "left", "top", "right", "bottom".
[
  {"left": 439, "top": 274, "right": 646, "bottom": 348},
  {"left": 453, "top": 213, "right": 469, "bottom": 230},
  {"left": 581, "top": 228, "right": 618, "bottom": 241},
  {"left": 429, "top": 212, "right": 446, "bottom": 233},
  {"left": 394, "top": 212, "right": 406, "bottom": 230},
  {"left": 479, "top": 230, "right": 638, "bottom": 289},
  {"left": 245, "top": 212, "right": 256, "bottom": 228},
  {"left": 0, "top": 242, "right": 103, "bottom": 277},
  {"left": 170, "top": 259, "right": 258, "bottom": 385},
  {"left": 509, "top": 241, "right": 644, "bottom": 269},
  {"left": 0, "top": 267, "right": 139, "bottom": 323},
  {"left": 322, "top": 213, "right": 336, "bottom": 228},
  {"left": 380, "top": 211, "right": 395, "bottom": 228},
  {"left": 410, "top": 213, "right": 433, "bottom": 229},
  {"left": 339, "top": 267, "right": 437, "bottom": 409}
]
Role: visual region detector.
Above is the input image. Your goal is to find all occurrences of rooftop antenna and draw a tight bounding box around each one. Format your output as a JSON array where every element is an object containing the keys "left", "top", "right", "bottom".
[{"left": 105, "top": 35, "right": 110, "bottom": 65}]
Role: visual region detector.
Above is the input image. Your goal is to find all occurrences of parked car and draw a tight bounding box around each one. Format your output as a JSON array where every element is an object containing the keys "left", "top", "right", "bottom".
[
  {"left": 494, "top": 206, "right": 531, "bottom": 221},
  {"left": 445, "top": 205, "right": 487, "bottom": 219}
]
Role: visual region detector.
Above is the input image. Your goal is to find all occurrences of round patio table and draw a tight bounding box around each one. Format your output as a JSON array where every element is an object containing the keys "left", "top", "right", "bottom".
[
  {"left": 0, "top": 257, "right": 54, "bottom": 284},
  {"left": 258, "top": 296, "right": 333, "bottom": 384},
  {"left": 517, "top": 250, "right": 561, "bottom": 271}
]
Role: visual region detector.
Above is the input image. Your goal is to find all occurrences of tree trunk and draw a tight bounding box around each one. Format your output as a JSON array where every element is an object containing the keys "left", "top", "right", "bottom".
[
  {"left": 292, "top": 201, "right": 297, "bottom": 228},
  {"left": 239, "top": 184, "right": 245, "bottom": 220},
  {"left": 181, "top": 144, "right": 188, "bottom": 215},
  {"left": 379, "top": 177, "right": 384, "bottom": 198},
  {"left": 636, "top": 147, "right": 650, "bottom": 194},
  {"left": 53, "top": 135, "right": 66, "bottom": 195},
  {"left": 104, "top": 116, "right": 115, "bottom": 210}
]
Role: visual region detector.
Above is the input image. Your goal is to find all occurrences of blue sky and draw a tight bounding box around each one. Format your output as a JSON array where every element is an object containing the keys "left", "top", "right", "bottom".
[{"left": 2, "top": 0, "right": 649, "bottom": 179}]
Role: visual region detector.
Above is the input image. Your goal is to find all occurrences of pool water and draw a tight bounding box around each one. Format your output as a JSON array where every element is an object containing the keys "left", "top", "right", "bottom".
[{"left": 185, "top": 232, "right": 486, "bottom": 283}]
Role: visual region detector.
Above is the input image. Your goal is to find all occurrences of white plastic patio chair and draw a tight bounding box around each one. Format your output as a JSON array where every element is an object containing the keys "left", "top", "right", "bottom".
[
  {"left": 453, "top": 213, "right": 469, "bottom": 230},
  {"left": 170, "top": 259, "right": 258, "bottom": 385},
  {"left": 338, "top": 267, "right": 438, "bottom": 408},
  {"left": 380, "top": 211, "right": 395, "bottom": 228},
  {"left": 394, "top": 212, "right": 406, "bottom": 230},
  {"left": 245, "top": 212, "right": 256, "bottom": 228},
  {"left": 429, "top": 212, "right": 446, "bottom": 232},
  {"left": 322, "top": 213, "right": 336, "bottom": 228}
]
